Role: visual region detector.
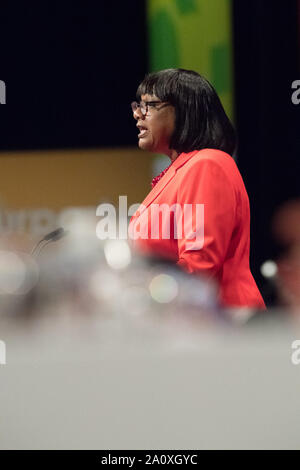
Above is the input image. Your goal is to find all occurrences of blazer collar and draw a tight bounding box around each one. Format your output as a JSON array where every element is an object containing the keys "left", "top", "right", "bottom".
[
  {"left": 172, "top": 150, "right": 200, "bottom": 171},
  {"left": 135, "top": 150, "right": 200, "bottom": 216}
]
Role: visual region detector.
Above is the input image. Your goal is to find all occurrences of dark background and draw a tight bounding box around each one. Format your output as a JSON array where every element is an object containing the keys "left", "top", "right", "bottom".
[
  {"left": 0, "top": 0, "right": 299, "bottom": 304},
  {"left": 233, "top": 0, "right": 300, "bottom": 301},
  {"left": 0, "top": 1, "right": 147, "bottom": 149}
]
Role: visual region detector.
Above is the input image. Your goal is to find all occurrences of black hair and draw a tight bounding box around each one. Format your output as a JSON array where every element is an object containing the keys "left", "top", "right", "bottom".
[{"left": 136, "top": 68, "right": 236, "bottom": 156}]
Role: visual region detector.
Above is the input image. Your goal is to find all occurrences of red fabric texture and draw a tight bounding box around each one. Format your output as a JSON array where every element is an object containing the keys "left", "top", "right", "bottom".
[{"left": 129, "top": 149, "right": 266, "bottom": 309}]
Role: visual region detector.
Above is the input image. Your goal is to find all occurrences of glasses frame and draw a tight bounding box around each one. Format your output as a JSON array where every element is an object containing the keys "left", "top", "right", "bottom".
[{"left": 131, "top": 100, "right": 169, "bottom": 116}]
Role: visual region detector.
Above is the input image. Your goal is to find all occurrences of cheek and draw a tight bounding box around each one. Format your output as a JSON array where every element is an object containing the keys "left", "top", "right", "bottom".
[
  {"left": 161, "top": 123, "right": 175, "bottom": 144},
  {"left": 154, "top": 121, "right": 173, "bottom": 138},
  {"left": 146, "top": 110, "right": 176, "bottom": 148}
]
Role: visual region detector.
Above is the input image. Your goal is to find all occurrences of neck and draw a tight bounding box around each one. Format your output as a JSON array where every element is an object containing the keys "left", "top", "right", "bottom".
[{"left": 168, "top": 149, "right": 179, "bottom": 162}]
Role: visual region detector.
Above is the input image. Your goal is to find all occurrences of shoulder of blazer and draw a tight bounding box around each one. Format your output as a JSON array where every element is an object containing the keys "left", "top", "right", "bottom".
[{"left": 175, "top": 149, "right": 236, "bottom": 179}]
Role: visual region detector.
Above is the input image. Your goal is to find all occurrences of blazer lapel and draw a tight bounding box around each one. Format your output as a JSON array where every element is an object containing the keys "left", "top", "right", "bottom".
[
  {"left": 132, "top": 150, "right": 201, "bottom": 219},
  {"left": 138, "top": 165, "right": 176, "bottom": 213}
]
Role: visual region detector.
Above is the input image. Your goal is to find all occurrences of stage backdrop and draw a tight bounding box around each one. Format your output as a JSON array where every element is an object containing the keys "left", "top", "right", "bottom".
[{"left": 147, "top": 0, "right": 234, "bottom": 120}]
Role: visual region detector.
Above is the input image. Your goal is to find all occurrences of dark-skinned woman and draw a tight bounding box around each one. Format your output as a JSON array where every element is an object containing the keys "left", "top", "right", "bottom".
[{"left": 129, "top": 68, "right": 265, "bottom": 309}]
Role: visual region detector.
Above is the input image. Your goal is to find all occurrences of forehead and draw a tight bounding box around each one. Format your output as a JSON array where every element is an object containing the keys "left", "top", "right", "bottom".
[{"left": 141, "top": 93, "right": 159, "bottom": 102}]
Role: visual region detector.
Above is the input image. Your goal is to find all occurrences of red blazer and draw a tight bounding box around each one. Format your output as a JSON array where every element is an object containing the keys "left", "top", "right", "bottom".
[{"left": 129, "top": 149, "right": 266, "bottom": 309}]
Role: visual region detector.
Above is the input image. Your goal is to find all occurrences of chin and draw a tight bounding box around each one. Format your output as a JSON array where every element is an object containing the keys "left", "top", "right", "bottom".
[{"left": 138, "top": 138, "right": 153, "bottom": 152}]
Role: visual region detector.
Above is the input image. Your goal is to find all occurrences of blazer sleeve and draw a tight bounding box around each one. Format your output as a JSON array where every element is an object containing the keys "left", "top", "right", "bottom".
[{"left": 176, "top": 158, "right": 237, "bottom": 279}]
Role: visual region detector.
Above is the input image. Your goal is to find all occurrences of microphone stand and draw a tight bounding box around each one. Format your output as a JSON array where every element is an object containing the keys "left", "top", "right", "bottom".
[{"left": 31, "top": 228, "right": 68, "bottom": 257}]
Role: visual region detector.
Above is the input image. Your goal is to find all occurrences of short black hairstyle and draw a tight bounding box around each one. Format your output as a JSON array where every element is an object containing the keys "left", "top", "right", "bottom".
[{"left": 136, "top": 68, "right": 236, "bottom": 156}]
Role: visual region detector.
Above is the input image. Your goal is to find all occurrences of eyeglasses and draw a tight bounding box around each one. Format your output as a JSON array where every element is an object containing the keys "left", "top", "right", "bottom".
[{"left": 131, "top": 100, "right": 169, "bottom": 116}]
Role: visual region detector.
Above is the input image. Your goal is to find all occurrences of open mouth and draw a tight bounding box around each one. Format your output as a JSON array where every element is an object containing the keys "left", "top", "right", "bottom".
[
  {"left": 138, "top": 129, "right": 148, "bottom": 138},
  {"left": 137, "top": 124, "right": 148, "bottom": 138}
]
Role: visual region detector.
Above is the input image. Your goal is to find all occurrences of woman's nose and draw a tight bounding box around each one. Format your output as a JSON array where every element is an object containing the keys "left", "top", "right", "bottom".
[{"left": 133, "top": 107, "right": 144, "bottom": 120}]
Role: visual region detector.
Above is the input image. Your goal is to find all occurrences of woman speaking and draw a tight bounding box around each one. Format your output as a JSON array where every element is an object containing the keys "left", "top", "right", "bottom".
[{"left": 129, "top": 68, "right": 265, "bottom": 309}]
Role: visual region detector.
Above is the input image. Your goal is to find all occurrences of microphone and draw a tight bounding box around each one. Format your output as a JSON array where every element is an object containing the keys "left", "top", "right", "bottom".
[{"left": 31, "top": 227, "right": 68, "bottom": 256}]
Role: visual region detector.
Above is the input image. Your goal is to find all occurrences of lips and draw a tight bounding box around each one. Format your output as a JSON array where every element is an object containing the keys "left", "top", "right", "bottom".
[
  {"left": 138, "top": 129, "right": 148, "bottom": 138},
  {"left": 137, "top": 123, "right": 148, "bottom": 138}
]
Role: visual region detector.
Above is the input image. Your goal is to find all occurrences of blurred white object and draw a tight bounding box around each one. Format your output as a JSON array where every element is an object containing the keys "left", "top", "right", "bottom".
[
  {"left": 260, "top": 260, "right": 278, "bottom": 279},
  {"left": 0, "top": 312, "right": 299, "bottom": 450}
]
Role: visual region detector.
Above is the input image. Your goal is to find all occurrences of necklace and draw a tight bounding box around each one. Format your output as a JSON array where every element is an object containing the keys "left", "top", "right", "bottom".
[{"left": 151, "top": 163, "right": 173, "bottom": 188}]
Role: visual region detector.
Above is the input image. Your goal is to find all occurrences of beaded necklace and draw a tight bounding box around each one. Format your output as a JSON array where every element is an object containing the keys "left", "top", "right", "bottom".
[{"left": 151, "top": 162, "right": 173, "bottom": 188}]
